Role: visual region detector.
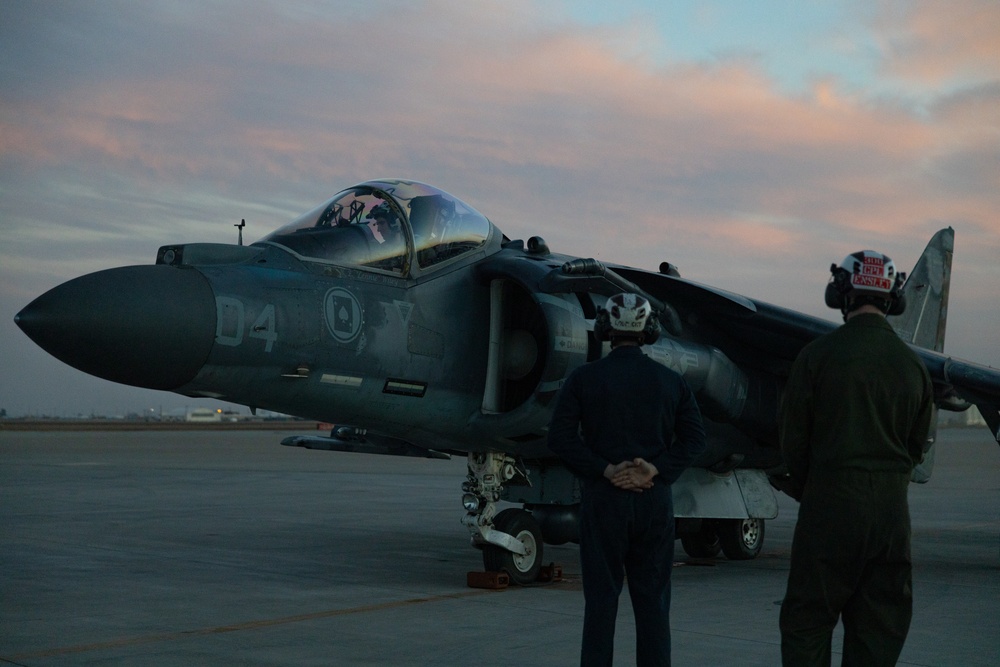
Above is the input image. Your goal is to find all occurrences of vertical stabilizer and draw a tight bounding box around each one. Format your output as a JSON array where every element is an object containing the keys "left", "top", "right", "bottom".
[
  {"left": 888, "top": 227, "right": 954, "bottom": 351},
  {"left": 888, "top": 228, "right": 953, "bottom": 483}
]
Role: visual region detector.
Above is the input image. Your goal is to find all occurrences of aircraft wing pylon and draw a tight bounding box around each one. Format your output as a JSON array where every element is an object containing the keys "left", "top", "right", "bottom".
[{"left": 282, "top": 430, "right": 451, "bottom": 460}]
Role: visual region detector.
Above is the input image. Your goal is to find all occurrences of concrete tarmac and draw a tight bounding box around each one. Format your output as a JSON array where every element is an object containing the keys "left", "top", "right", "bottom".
[{"left": 1, "top": 427, "right": 997, "bottom": 666}]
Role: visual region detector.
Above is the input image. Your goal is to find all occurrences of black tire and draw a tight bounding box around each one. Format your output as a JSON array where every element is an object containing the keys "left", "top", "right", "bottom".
[
  {"left": 718, "top": 518, "right": 764, "bottom": 560},
  {"left": 680, "top": 522, "right": 722, "bottom": 559},
  {"left": 483, "top": 508, "right": 544, "bottom": 585}
]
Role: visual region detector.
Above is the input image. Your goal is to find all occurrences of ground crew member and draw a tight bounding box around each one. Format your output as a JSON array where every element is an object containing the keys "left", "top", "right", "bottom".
[
  {"left": 548, "top": 293, "right": 706, "bottom": 667},
  {"left": 778, "top": 250, "right": 934, "bottom": 665}
]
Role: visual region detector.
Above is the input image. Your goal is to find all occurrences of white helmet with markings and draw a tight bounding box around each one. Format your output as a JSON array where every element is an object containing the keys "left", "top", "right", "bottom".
[
  {"left": 825, "top": 249, "right": 906, "bottom": 317},
  {"left": 594, "top": 293, "right": 660, "bottom": 344}
]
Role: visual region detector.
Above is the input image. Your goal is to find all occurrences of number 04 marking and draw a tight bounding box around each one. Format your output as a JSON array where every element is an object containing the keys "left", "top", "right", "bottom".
[{"left": 215, "top": 298, "right": 277, "bottom": 353}]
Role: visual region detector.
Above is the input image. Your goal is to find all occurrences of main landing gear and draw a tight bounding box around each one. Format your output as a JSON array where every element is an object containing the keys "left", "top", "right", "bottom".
[
  {"left": 679, "top": 517, "right": 765, "bottom": 560},
  {"left": 461, "top": 452, "right": 544, "bottom": 585}
]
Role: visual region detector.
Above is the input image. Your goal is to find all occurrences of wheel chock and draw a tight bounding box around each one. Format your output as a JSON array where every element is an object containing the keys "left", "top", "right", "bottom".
[
  {"left": 537, "top": 563, "right": 563, "bottom": 583},
  {"left": 467, "top": 570, "right": 509, "bottom": 590}
]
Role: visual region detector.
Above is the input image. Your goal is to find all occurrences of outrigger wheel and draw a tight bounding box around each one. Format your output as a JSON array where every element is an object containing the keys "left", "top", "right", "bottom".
[
  {"left": 483, "top": 508, "right": 544, "bottom": 585},
  {"left": 717, "top": 517, "right": 765, "bottom": 560}
]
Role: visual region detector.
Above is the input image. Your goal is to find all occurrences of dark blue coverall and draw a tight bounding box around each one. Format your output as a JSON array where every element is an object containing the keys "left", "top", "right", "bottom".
[
  {"left": 779, "top": 313, "right": 934, "bottom": 666},
  {"left": 548, "top": 345, "right": 706, "bottom": 667}
]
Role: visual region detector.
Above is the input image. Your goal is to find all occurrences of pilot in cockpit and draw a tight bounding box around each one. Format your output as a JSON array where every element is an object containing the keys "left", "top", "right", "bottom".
[{"left": 364, "top": 201, "right": 406, "bottom": 272}]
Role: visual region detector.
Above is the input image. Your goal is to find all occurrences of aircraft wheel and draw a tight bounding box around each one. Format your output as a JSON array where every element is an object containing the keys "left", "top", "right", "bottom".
[
  {"left": 483, "top": 508, "right": 543, "bottom": 585},
  {"left": 718, "top": 518, "right": 764, "bottom": 560},
  {"left": 680, "top": 522, "right": 722, "bottom": 559}
]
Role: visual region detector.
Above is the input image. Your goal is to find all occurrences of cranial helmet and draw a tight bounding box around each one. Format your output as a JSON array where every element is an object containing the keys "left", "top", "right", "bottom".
[
  {"left": 824, "top": 249, "right": 906, "bottom": 317},
  {"left": 593, "top": 293, "right": 660, "bottom": 344},
  {"left": 366, "top": 201, "right": 395, "bottom": 221}
]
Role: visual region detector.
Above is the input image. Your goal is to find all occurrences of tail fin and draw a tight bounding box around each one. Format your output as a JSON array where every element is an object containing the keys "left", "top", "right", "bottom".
[
  {"left": 888, "top": 228, "right": 954, "bottom": 483},
  {"left": 888, "top": 227, "right": 954, "bottom": 351}
]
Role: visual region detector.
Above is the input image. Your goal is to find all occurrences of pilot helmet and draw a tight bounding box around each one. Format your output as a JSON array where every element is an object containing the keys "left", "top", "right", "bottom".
[
  {"left": 366, "top": 201, "right": 395, "bottom": 223},
  {"left": 594, "top": 293, "right": 660, "bottom": 345},
  {"left": 824, "top": 249, "right": 906, "bottom": 317},
  {"left": 366, "top": 201, "right": 402, "bottom": 237}
]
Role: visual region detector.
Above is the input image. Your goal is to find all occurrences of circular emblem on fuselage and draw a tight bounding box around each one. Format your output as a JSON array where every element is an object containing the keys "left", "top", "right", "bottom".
[{"left": 324, "top": 287, "right": 363, "bottom": 344}]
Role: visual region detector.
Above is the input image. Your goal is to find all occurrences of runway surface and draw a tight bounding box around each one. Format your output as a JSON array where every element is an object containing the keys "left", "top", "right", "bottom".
[{"left": 1, "top": 426, "right": 997, "bottom": 666}]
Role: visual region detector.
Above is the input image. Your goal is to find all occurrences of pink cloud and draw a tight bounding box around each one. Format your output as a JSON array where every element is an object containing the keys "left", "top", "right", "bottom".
[
  {"left": 2, "top": 2, "right": 996, "bottom": 279},
  {"left": 875, "top": 0, "right": 1000, "bottom": 83}
]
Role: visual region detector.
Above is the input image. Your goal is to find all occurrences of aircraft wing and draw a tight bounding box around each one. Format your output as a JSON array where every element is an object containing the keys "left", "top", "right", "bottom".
[
  {"left": 532, "top": 256, "right": 835, "bottom": 366},
  {"left": 612, "top": 265, "right": 836, "bottom": 366},
  {"left": 611, "top": 265, "right": 1000, "bottom": 445},
  {"left": 917, "top": 351, "right": 1000, "bottom": 442}
]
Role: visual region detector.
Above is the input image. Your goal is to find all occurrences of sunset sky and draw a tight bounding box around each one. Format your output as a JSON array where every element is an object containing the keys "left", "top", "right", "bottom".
[{"left": 2, "top": 0, "right": 998, "bottom": 417}]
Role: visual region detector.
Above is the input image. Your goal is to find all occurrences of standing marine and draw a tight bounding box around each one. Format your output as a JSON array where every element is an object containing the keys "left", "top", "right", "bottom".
[
  {"left": 778, "top": 250, "right": 935, "bottom": 665},
  {"left": 548, "top": 292, "right": 706, "bottom": 666}
]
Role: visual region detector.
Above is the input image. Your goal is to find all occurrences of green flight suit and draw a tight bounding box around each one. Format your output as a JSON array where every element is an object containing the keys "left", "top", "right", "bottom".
[{"left": 778, "top": 312, "right": 934, "bottom": 666}]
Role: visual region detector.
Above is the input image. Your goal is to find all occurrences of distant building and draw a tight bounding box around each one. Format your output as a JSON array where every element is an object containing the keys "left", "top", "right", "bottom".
[{"left": 186, "top": 408, "right": 222, "bottom": 423}]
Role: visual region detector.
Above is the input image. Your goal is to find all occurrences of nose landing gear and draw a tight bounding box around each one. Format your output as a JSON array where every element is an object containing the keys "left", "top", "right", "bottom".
[{"left": 461, "top": 452, "right": 544, "bottom": 585}]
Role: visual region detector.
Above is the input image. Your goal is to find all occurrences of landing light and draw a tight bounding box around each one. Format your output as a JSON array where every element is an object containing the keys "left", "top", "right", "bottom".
[{"left": 462, "top": 493, "right": 481, "bottom": 512}]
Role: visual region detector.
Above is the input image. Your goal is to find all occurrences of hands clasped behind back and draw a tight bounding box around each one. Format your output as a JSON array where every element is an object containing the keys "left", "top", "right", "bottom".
[{"left": 604, "top": 458, "right": 658, "bottom": 492}]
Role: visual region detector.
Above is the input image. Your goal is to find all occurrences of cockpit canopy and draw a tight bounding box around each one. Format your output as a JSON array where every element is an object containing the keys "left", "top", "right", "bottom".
[{"left": 256, "top": 180, "right": 493, "bottom": 275}]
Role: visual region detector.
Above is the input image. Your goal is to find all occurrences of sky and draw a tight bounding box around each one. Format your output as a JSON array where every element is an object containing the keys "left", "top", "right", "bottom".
[{"left": 1, "top": 0, "right": 998, "bottom": 417}]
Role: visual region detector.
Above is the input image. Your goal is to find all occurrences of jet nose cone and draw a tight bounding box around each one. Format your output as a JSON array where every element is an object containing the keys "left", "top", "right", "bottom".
[{"left": 16, "top": 265, "right": 217, "bottom": 391}]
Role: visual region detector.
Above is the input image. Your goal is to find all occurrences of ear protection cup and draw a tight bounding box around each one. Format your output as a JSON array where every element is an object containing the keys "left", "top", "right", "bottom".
[
  {"left": 642, "top": 316, "right": 661, "bottom": 344},
  {"left": 825, "top": 265, "right": 850, "bottom": 310},
  {"left": 824, "top": 281, "right": 845, "bottom": 310},
  {"left": 886, "top": 272, "right": 907, "bottom": 315},
  {"left": 887, "top": 294, "right": 906, "bottom": 316}
]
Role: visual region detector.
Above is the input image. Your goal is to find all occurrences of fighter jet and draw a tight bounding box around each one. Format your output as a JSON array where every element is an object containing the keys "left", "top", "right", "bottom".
[{"left": 15, "top": 179, "right": 1000, "bottom": 584}]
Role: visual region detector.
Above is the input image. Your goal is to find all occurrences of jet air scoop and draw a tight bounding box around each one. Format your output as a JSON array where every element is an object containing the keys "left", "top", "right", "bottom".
[{"left": 15, "top": 265, "right": 217, "bottom": 391}]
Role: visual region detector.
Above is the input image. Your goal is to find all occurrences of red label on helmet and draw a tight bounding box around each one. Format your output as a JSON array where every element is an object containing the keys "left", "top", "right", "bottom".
[
  {"left": 862, "top": 264, "right": 883, "bottom": 276},
  {"left": 863, "top": 255, "right": 885, "bottom": 268},
  {"left": 851, "top": 274, "right": 892, "bottom": 290}
]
